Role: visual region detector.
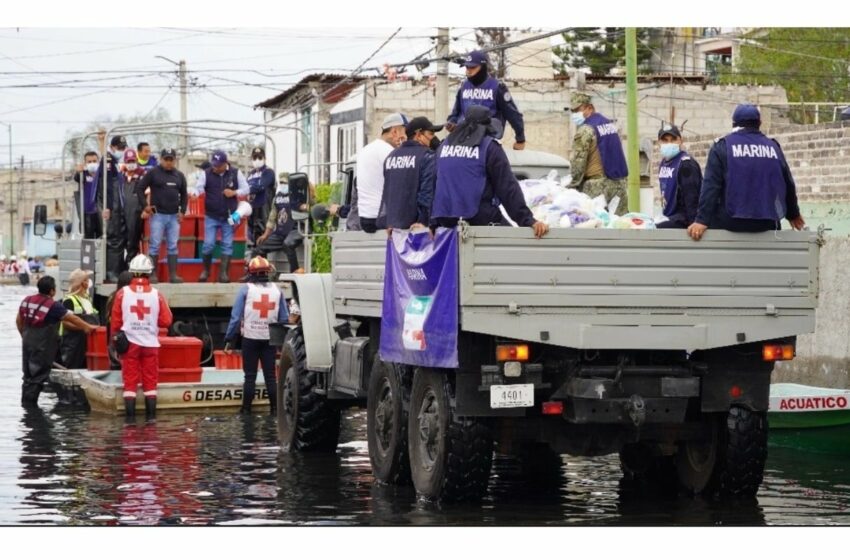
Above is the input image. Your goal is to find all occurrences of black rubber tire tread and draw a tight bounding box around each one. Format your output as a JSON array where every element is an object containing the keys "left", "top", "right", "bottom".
[
  {"left": 277, "top": 326, "right": 340, "bottom": 452},
  {"left": 408, "top": 368, "right": 494, "bottom": 503},
  {"left": 710, "top": 406, "right": 768, "bottom": 498},
  {"left": 367, "top": 359, "right": 412, "bottom": 485}
]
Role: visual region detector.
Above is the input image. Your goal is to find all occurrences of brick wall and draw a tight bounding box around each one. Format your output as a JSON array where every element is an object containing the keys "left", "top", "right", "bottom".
[
  {"left": 366, "top": 79, "right": 789, "bottom": 164},
  {"left": 680, "top": 122, "right": 850, "bottom": 202}
]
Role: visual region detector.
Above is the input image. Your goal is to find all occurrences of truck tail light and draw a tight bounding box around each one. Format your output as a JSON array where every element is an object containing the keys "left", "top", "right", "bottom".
[
  {"left": 542, "top": 401, "right": 564, "bottom": 415},
  {"left": 762, "top": 344, "right": 795, "bottom": 362},
  {"left": 496, "top": 344, "right": 529, "bottom": 362}
]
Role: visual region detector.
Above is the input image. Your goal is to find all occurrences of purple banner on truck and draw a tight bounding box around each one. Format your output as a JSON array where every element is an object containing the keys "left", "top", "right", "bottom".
[{"left": 379, "top": 228, "right": 459, "bottom": 369}]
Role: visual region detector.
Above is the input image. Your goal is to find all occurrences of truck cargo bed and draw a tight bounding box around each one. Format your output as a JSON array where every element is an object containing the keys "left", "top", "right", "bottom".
[{"left": 332, "top": 227, "right": 820, "bottom": 351}]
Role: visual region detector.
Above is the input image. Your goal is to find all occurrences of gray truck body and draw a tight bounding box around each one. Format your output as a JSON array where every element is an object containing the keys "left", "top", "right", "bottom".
[{"left": 331, "top": 227, "right": 820, "bottom": 351}]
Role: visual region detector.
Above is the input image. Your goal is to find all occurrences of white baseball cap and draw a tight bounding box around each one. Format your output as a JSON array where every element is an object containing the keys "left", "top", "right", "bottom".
[{"left": 381, "top": 113, "right": 409, "bottom": 130}]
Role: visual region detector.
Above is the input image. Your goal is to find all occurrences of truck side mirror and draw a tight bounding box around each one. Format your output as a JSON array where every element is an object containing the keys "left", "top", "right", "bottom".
[
  {"left": 289, "top": 172, "right": 309, "bottom": 209},
  {"left": 33, "top": 204, "right": 48, "bottom": 236}
]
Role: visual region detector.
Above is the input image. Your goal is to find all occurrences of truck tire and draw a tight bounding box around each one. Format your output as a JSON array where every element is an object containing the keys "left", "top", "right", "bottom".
[
  {"left": 711, "top": 406, "right": 768, "bottom": 497},
  {"left": 407, "top": 368, "right": 493, "bottom": 502},
  {"left": 367, "top": 359, "right": 411, "bottom": 485},
  {"left": 277, "top": 326, "right": 340, "bottom": 452},
  {"left": 675, "top": 406, "right": 767, "bottom": 497}
]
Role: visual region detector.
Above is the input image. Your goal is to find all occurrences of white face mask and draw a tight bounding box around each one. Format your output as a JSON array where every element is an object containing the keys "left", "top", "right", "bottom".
[
  {"left": 252, "top": 159, "right": 265, "bottom": 169},
  {"left": 85, "top": 162, "right": 98, "bottom": 174},
  {"left": 126, "top": 163, "right": 138, "bottom": 171}
]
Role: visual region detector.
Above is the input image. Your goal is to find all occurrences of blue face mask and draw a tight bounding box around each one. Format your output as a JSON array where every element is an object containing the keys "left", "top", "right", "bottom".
[
  {"left": 570, "top": 112, "right": 585, "bottom": 126},
  {"left": 660, "top": 143, "right": 681, "bottom": 161}
]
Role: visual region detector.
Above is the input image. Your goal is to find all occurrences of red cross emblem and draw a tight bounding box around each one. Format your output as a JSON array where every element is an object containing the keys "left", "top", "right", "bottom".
[
  {"left": 130, "top": 299, "right": 151, "bottom": 321},
  {"left": 252, "top": 293, "right": 276, "bottom": 319}
]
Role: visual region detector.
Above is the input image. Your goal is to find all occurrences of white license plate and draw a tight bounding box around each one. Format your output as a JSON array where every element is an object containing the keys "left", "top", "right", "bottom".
[{"left": 490, "top": 384, "right": 534, "bottom": 408}]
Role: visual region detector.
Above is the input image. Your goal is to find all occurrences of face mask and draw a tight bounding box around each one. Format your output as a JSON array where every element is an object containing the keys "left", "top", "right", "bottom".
[
  {"left": 252, "top": 159, "right": 265, "bottom": 169},
  {"left": 111, "top": 150, "right": 124, "bottom": 161},
  {"left": 570, "top": 112, "right": 585, "bottom": 127},
  {"left": 193, "top": 171, "right": 204, "bottom": 182},
  {"left": 126, "top": 163, "right": 138, "bottom": 171},
  {"left": 85, "top": 162, "right": 98, "bottom": 174},
  {"left": 429, "top": 136, "right": 441, "bottom": 150},
  {"left": 660, "top": 144, "right": 681, "bottom": 161},
  {"left": 279, "top": 184, "right": 289, "bottom": 195}
]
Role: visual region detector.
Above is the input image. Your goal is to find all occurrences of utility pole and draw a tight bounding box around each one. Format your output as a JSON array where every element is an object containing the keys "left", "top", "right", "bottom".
[
  {"left": 1, "top": 122, "right": 11, "bottom": 254},
  {"left": 436, "top": 27, "right": 450, "bottom": 125},
  {"left": 179, "top": 59, "right": 189, "bottom": 158},
  {"left": 625, "top": 28, "right": 640, "bottom": 213},
  {"left": 156, "top": 56, "right": 189, "bottom": 156}
]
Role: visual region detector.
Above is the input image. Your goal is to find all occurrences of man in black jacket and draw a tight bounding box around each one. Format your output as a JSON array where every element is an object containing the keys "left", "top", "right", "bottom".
[{"left": 136, "top": 148, "right": 189, "bottom": 283}]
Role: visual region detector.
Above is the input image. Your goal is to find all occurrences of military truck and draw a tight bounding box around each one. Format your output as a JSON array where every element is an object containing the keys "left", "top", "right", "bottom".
[{"left": 274, "top": 159, "right": 823, "bottom": 502}]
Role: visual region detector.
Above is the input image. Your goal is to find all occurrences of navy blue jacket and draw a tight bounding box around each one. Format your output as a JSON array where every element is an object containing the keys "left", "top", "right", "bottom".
[
  {"left": 433, "top": 140, "right": 534, "bottom": 228},
  {"left": 696, "top": 134, "right": 801, "bottom": 231},
  {"left": 448, "top": 80, "right": 525, "bottom": 143}
]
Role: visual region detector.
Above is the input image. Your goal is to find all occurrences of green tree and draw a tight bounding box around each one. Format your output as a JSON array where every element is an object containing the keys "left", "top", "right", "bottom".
[
  {"left": 553, "top": 28, "right": 655, "bottom": 75},
  {"left": 63, "top": 107, "right": 178, "bottom": 164},
  {"left": 719, "top": 28, "right": 850, "bottom": 123}
]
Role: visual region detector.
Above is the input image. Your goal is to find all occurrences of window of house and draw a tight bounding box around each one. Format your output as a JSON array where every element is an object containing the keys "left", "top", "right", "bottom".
[
  {"left": 337, "top": 125, "right": 358, "bottom": 163},
  {"left": 301, "top": 109, "right": 313, "bottom": 153}
]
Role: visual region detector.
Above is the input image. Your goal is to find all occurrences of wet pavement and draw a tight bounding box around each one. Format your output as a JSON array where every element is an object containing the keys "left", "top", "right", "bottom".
[{"left": 1, "top": 285, "right": 849, "bottom": 525}]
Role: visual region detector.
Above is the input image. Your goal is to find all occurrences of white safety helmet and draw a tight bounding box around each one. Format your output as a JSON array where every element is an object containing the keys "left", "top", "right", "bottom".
[
  {"left": 19, "top": 250, "right": 27, "bottom": 258},
  {"left": 128, "top": 254, "right": 155, "bottom": 275},
  {"left": 0, "top": 254, "right": 5, "bottom": 260}
]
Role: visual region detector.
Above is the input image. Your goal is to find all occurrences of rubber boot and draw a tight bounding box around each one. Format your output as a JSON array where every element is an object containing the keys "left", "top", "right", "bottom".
[
  {"left": 240, "top": 379, "right": 255, "bottom": 414},
  {"left": 145, "top": 397, "right": 157, "bottom": 419},
  {"left": 149, "top": 258, "right": 159, "bottom": 284},
  {"left": 267, "top": 386, "right": 277, "bottom": 416},
  {"left": 124, "top": 397, "right": 136, "bottom": 419},
  {"left": 198, "top": 254, "right": 213, "bottom": 283},
  {"left": 218, "top": 255, "right": 231, "bottom": 283},
  {"left": 167, "top": 255, "right": 184, "bottom": 284},
  {"left": 21, "top": 384, "right": 41, "bottom": 408}
]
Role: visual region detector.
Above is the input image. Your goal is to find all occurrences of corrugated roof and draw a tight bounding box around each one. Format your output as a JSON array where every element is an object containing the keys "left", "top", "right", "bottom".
[{"left": 254, "top": 73, "right": 367, "bottom": 110}]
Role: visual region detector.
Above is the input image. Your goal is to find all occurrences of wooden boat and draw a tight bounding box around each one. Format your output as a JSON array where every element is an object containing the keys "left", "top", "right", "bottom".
[
  {"left": 54, "top": 368, "right": 270, "bottom": 414},
  {"left": 768, "top": 383, "right": 850, "bottom": 429}
]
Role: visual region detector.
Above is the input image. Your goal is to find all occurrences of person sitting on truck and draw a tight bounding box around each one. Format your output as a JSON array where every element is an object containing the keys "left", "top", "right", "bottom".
[
  {"left": 431, "top": 105, "right": 549, "bottom": 239},
  {"left": 446, "top": 50, "right": 526, "bottom": 151},
  {"left": 192, "top": 150, "right": 250, "bottom": 282},
  {"left": 111, "top": 254, "right": 173, "bottom": 419},
  {"left": 353, "top": 113, "right": 408, "bottom": 233},
  {"left": 656, "top": 123, "right": 702, "bottom": 229},
  {"left": 224, "top": 256, "right": 288, "bottom": 415},
  {"left": 567, "top": 91, "right": 628, "bottom": 209},
  {"left": 17, "top": 276, "right": 96, "bottom": 407},
  {"left": 72, "top": 151, "right": 104, "bottom": 239},
  {"left": 137, "top": 148, "right": 189, "bottom": 284},
  {"left": 59, "top": 268, "right": 101, "bottom": 369},
  {"left": 687, "top": 104, "right": 806, "bottom": 241},
  {"left": 378, "top": 116, "right": 441, "bottom": 232},
  {"left": 253, "top": 178, "right": 303, "bottom": 273}
]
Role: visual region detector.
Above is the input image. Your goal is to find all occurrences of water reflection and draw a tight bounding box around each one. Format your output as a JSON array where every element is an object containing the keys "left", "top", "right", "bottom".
[{"left": 3, "top": 287, "right": 850, "bottom": 526}]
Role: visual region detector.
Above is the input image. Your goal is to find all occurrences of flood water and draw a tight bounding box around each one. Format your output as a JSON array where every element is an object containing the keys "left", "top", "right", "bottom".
[{"left": 2, "top": 285, "right": 849, "bottom": 526}]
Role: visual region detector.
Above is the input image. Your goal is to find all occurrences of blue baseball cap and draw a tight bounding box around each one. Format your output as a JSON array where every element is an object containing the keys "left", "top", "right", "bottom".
[
  {"left": 732, "top": 104, "right": 761, "bottom": 127},
  {"left": 461, "top": 50, "right": 488, "bottom": 68},
  {"left": 211, "top": 150, "right": 228, "bottom": 165}
]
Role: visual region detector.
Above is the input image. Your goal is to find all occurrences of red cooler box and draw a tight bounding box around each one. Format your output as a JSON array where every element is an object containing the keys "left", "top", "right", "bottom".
[{"left": 158, "top": 336, "right": 203, "bottom": 370}]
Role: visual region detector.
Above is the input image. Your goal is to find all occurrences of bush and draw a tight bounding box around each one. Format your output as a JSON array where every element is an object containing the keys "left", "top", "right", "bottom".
[{"left": 309, "top": 183, "right": 341, "bottom": 273}]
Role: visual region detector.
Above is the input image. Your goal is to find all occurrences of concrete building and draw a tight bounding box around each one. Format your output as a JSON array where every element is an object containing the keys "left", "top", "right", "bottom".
[
  {"left": 1, "top": 168, "right": 70, "bottom": 257},
  {"left": 255, "top": 72, "right": 789, "bottom": 185}
]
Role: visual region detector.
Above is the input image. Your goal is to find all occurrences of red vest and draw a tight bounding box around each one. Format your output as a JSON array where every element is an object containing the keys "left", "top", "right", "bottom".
[{"left": 19, "top": 294, "right": 55, "bottom": 328}]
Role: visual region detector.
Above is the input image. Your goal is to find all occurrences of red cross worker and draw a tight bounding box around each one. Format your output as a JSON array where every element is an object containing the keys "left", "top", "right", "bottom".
[
  {"left": 111, "top": 255, "right": 174, "bottom": 418},
  {"left": 223, "top": 256, "right": 288, "bottom": 414}
]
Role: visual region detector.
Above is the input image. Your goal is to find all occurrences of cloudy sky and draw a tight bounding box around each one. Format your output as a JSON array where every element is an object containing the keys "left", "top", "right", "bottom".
[{"left": 0, "top": 26, "right": 484, "bottom": 168}]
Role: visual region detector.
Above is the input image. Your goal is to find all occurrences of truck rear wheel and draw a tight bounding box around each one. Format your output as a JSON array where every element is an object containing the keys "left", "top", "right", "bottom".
[
  {"left": 676, "top": 405, "right": 768, "bottom": 497},
  {"left": 408, "top": 368, "right": 493, "bottom": 502},
  {"left": 367, "top": 359, "right": 411, "bottom": 485},
  {"left": 277, "top": 326, "right": 340, "bottom": 452}
]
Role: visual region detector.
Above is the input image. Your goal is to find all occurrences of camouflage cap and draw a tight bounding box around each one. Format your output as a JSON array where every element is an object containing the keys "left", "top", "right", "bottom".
[{"left": 569, "top": 91, "right": 593, "bottom": 111}]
